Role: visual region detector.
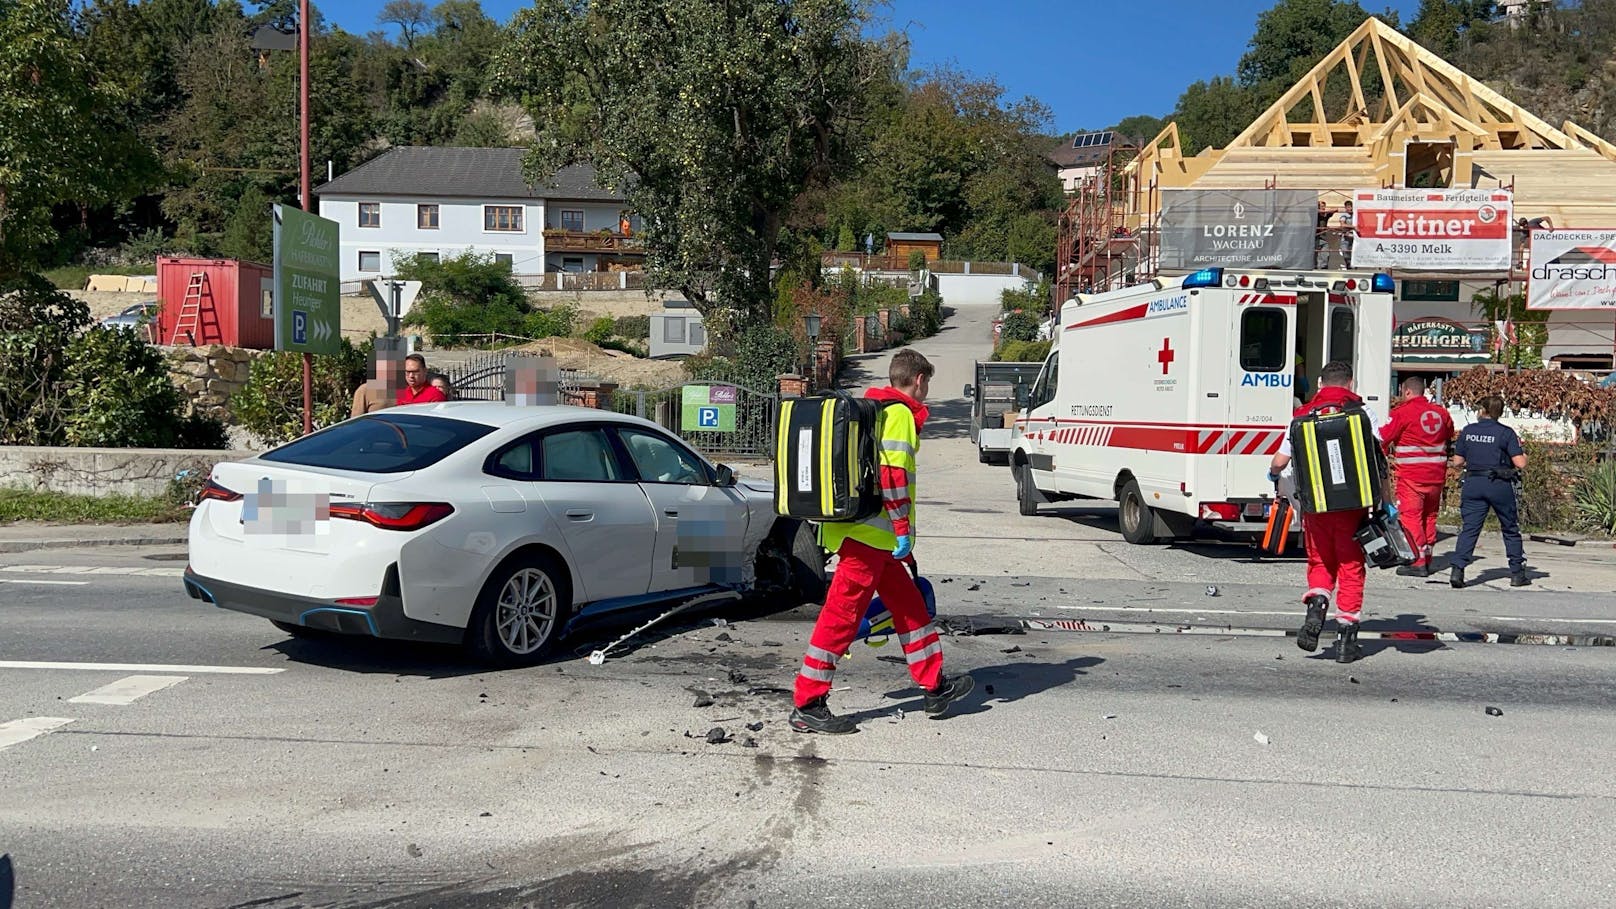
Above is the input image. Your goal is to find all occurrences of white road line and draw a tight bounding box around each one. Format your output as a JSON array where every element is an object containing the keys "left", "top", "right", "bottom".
[
  {"left": 68, "top": 675, "right": 188, "bottom": 706},
  {"left": 0, "top": 579, "right": 89, "bottom": 586},
  {"left": 0, "top": 661, "right": 283, "bottom": 675},
  {"left": 1047, "top": 605, "right": 1616, "bottom": 625},
  {"left": 0, "top": 717, "right": 75, "bottom": 752},
  {"left": 0, "top": 566, "right": 183, "bottom": 577}
]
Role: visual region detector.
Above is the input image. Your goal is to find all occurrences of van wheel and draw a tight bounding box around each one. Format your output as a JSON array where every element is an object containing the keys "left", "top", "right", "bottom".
[
  {"left": 466, "top": 552, "right": 572, "bottom": 667},
  {"left": 1117, "top": 479, "right": 1161, "bottom": 545},
  {"left": 1016, "top": 463, "right": 1040, "bottom": 516}
]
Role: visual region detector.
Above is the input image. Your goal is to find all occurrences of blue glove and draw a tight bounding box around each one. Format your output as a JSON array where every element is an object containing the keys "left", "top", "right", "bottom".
[
  {"left": 1385, "top": 501, "right": 1400, "bottom": 521},
  {"left": 892, "top": 534, "right": 913, "bottom": 560},
  {"left": 1267, "top": 471, "right": 1283, "bottom": 484}
]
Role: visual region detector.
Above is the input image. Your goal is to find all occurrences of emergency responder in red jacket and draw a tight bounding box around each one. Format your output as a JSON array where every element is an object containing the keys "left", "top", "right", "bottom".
[
  {"left": 1379, "top": 376, "right": 1455, "bottom": 577},
  {"left": 789, "top": 349, "right": 974, "bottom": 734},
  {"left": 1268, "top": 362, "right": 1383, "bottom": 664}
]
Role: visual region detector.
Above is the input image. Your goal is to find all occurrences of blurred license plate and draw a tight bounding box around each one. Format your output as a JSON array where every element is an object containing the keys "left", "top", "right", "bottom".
[{"left": 242, "top": 478, "right": 330, "bottom": 539}]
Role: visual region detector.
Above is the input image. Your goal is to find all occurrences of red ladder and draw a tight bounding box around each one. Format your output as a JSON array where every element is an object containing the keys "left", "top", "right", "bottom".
[{"left": 169, "top": 272, "right": 209, "bottom": 345}]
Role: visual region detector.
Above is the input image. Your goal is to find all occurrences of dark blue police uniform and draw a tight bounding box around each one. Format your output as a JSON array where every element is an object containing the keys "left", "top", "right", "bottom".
[{"left": 1451, "top": 418, "right": 1525, "bottom": 574}]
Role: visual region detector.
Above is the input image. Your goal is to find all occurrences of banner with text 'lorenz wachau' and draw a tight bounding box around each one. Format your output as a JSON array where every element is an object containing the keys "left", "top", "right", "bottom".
[
  {"left": 1350, "top": 189, "right": 1512, "bottom": 271},
  {"left": 1158, "top": 189, "right": 1317, "bottom": 270},
  {"left": 1527, "top": 230, "right": 1616, "bottom": 310}
]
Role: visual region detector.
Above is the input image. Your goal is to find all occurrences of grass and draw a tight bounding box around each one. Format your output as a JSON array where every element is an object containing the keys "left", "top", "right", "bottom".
[
  {"left": 43, "top": 263, "right": 153, "bottom": 291},
  {"left": 0, "top": 489, "right": 189, "bottom": 525}
]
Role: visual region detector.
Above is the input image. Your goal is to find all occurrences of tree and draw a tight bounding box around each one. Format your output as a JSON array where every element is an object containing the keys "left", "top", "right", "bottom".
[
  {"left": 1110, "top": 114, "right": 1167, "bottom": 143},
  {"left": 218, "top": 187, "right": 274, "bottom": 264},
  {"left": 1172, "top": 76, "right": 1260, "bottom": 152},
  {"left": 0, "top": 0, "right": 150, "bottom": 277},
  {"left": 1236, "top": 0, "right": 1384, "bottom": 89},
  {"left": 1406, "top": 0, "right": 1497, "bottom": 56},
  {"left": 378, "top": 0, "right": 430, "bottom": 50},
  {"left": 494, "top": 0, "right": 885, "bottom": 337}
]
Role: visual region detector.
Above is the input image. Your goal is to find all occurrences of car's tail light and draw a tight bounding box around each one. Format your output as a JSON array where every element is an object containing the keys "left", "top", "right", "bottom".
[
  {"left": 335, "top": 596, "right": 380, "bottom": 606},
  {"left": 1199, "top": 502, "right": 1241, "bottom": 521},
  {"left": 330, "top": 502, "right": 454, "bottom": 531},
  {"left": 197, "top": 480, "right": 242, "bottom": 504}
]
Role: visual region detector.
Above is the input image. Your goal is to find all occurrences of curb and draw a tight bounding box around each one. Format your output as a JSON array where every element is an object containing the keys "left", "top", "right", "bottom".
[
  {"left": 0, "top": 535, "right": 187, "bottom": 555},
  {"left": 1435, "top": 524, "right": 1615, "bottom": 549}
]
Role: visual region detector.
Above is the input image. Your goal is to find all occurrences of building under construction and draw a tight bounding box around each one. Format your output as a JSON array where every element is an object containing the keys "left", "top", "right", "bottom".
[{"left": 1055, "top": 17, "right": 1616, "bottom": 372}]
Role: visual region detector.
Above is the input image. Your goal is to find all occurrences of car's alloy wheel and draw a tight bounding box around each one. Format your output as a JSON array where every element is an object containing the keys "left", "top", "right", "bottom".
[{"left": 495, "top": 568, "right": 558, "bottom": 655}]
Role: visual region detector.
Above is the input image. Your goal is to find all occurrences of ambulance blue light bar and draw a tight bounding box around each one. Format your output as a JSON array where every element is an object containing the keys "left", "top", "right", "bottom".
[
  {"left": 1182, "top": 268, "right": 1223, "bottom": 289},
  {"left": 1371, "top": 273, "right": 1395, "bottom": 293}
]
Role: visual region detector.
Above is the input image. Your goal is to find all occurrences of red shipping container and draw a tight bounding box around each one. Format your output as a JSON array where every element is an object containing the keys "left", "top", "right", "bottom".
[{"left": 155, "top": 257, "right": 277, "bottom": 350}]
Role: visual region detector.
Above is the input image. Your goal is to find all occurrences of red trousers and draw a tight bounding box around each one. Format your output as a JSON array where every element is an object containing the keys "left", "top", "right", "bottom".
[
  {"left": 1396, "top": 481, "right": 1443, "bottom": 566},
  {"left": 794, "top": 538, "right": 943, "bottom": 708},
  {"left": 1302, "top": 509, "right": 1368, "bottom": 624}
]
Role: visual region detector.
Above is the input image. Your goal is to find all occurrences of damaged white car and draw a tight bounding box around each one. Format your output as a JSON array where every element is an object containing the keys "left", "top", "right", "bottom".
[{"left": 184, "top": 404, "right": 824, "bottom": 665}]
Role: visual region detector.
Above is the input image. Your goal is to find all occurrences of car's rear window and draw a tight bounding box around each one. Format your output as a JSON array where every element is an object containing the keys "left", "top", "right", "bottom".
[{"left": 260, "top": 414, "right": 496, "bottom": 473}]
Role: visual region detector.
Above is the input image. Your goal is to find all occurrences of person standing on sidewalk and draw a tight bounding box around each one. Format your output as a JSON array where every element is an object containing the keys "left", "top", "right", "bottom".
[
  {"left": 1379, "top": 376, "right": 1455, "bottom": 577},
  {"left": 1268, "top": 361, "right": 1383, "bottom": 664},
  {"left": 790, "top": 349, "right": 974, "bottom": 734},
  {"left": 1449, "top": 396, "right": 1530, "bottom": 588}
]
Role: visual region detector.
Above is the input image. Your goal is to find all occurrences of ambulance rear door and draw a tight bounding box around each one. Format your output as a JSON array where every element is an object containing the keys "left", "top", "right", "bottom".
[{"left": 1225, "top": 293, "right": 1297, "bottom": 505}]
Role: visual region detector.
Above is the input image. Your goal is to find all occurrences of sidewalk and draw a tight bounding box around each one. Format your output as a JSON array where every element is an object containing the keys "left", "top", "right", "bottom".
[{"left": 0, "top": 522, "right": 188, "bottom": 554}]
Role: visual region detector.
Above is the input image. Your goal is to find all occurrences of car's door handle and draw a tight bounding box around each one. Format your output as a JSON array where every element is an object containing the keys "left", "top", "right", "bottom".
[
  {"left": 663, "top": 509, "right": 679, "bottom": 517},
  {"left": 565, "top": 509, "right": 593, "bottom": 520}
]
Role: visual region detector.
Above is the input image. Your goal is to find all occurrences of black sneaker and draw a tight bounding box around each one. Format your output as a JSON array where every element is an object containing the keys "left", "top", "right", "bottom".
[
  {"left": 1297, "top": 595, "right": 1328, "bottom": 652},
  {"left": 789, "top": 701, "right": 857, "bottom": 735},
  {"left": 1335, "top": 625, "right": 1362, "bottom": 664},
  {"left": 923, "top": 674, "right": 975, "bottom": 718},
  {"left": 1511, "top": 571, "right": 1530, "bottom": 587},
  {"left": 1395, "top": 564, "right": 1429, "bottom": 578},
  {"left": 1450, "top": 566, "right": 1465, "bottom": 589}
]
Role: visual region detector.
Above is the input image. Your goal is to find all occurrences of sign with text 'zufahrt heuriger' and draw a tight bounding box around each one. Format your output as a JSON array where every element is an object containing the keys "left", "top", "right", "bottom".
[
  {"left": 272, "top": 204, "right": 342, "bottom": 355},
  {"left": 1350, "top": 189, "right": 1512, "bottom": 271},
  {"left": 1158, "top": 189, "right": 1316, "bottom": 271}
]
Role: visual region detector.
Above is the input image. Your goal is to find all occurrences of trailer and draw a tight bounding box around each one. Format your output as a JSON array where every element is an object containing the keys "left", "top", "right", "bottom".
[
  {"left": 1009, "top": 267, "right": 1396, "bottom": 543},
  {"left": 964, "top": 360, "right": 1042, "bottom": 464}
]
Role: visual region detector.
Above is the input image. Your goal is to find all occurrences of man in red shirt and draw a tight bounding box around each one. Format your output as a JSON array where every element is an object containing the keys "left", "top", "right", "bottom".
[
  {"left": 1379, "top": 376, "right": 1455, "bottom": 577},
  {"left": 397, "top": 353, "right": 448, "bottom": 406}
]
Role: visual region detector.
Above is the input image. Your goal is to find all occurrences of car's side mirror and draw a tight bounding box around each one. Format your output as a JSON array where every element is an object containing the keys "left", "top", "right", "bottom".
[
  {"left": 963, "top": 384, "right": 975, "bottom": 398},
  {"left": 714, "top": 464, "right": 737, "bottom": 488}
]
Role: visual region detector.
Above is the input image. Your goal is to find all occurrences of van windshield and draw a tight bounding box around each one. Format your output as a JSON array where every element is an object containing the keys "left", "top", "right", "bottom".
[{"left": 260, "top": 414, "right": 496, "bottom": 474}]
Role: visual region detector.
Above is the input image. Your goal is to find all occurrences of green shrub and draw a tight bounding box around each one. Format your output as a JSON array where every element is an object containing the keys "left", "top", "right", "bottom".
[
  {"left": 0, "top": 274, "right": 91, "bottom": 444},
  {"left": 584, "top": 316, "right": 615, "bottom": 345},
  {"left": 907, "top": 250, "right": 927, "bottom": 272},
  {"left": 1573, "top": 461, "right": 1616, "bottom": 536},
  {"left": 994, "top": 340, "right": 1051, "bottom": 363},
  {"left": 999, "top": 310, "right": 1040, "bottom": 344},
  {"left": 600, "top": 337, "right": 649, "bottom": 358},
  {"left": 687, "top": 324, "right": 800, "bottom": 393},
  {"left": 908, "top": 290, "right": 943, "bottom": 338},
  {"left": 1001, "top": 279, "right": 1051, "bottom": 314},
  {"left": 399, "top": 251, "right": 533, "bottom": 344},
  {"left": 61, "top": 327, "right": 187, "bottom": 448},
  {"left": 614, "top": 314, "right": 650, "bottom": 339},
  {"left": 524, "top": 305, "right": 576, "bottom": 340},
  {"left": 233, "top": 341, "right": 369, "bottom": 446}
]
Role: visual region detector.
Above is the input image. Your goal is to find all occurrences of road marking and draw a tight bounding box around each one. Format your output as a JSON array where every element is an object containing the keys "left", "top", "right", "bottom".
[
  {"left": 0, "top": 717, "right": 75, "bottom": 752},
  {"left": 0, "top": 661, "right": 283, "bottom": 675},
  {"left": 0, "top": 565, "right": 183, "bottom": 578},
  {"left": 68, "top": 675, "right": 188, "bottom": 705},
  {"left": 1048, "top": 605, "right": 1616, "bottom": 626},
  {"left": 0, "top": 579, "right": 89, "bottom": 587}
]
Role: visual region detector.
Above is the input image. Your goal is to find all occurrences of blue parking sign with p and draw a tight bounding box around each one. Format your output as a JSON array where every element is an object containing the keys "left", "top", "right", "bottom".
[
  {"left": 292, "top": 310, "right": 308, "bottom": 345},
  {"left": 697, "top": 406, "right": 720, "bottom": 428}
]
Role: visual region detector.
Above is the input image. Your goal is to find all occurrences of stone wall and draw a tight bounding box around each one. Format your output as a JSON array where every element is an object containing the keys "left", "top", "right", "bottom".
[
  {"left": 0, "top": 446, "right": 256, "bottom": 498},
  {"left": 163, "top": 345, "right": 257, "bottom": 422}
]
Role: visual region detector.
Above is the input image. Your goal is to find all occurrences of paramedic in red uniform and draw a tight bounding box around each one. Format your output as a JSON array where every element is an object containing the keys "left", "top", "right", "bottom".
[
  {"left": 789, "top": 349, "right": 974, "bottom": 734},
  {"left": 1379, "top": 376, "right": 1454, "bottom": 577},
  {"left": 1268, "top": 361, "right": 1383, "bottom": 664}
]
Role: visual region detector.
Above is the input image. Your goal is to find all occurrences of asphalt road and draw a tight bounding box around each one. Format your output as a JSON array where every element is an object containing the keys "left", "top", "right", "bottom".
[{"left": 4, "top": 298, "right": 1615, "bottom": 907}]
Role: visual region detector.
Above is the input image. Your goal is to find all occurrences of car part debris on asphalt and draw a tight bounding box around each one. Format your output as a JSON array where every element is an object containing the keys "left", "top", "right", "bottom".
[
  {"left": 1486, "top": 706, "right": 1504, "bottom": 717},
  {"left": 1254, "top": 732, "right": 1271, "bottom": 745},
  {"left": 706, "top": 727, "right": 730, "bottom": 744},
  {"left": 588, "top": 590, "right": 741, "bottom": 665}
]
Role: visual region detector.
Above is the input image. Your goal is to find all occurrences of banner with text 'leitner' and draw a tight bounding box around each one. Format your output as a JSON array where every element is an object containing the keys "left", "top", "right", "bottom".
[
  {"left": 1350, "top": 189, "right": 1512, "bottom": 271},
  {"left": 1527, "top": 230, "right": 1616, "bottom": 310}
]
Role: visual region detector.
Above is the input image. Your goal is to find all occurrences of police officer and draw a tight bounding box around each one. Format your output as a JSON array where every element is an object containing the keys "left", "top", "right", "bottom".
[{"left": 1449, "top": 395, "right": 1530, "bottom": 588}]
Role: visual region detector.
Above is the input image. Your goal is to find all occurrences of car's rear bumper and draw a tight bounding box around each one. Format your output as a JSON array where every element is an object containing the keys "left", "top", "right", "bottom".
[{"left": 183, "top": 565, "right": 465, "bottom": 645}]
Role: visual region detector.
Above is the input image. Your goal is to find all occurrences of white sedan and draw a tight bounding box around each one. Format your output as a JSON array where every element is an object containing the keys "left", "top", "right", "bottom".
[{"left": 184, "top": 403, "right": 824, "bottom": 665}]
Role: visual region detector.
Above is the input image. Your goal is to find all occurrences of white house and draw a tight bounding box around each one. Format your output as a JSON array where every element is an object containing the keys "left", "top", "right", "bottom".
[
  {"left": 315, "top": 147, "right": 643, "bottom": 284},
  {"left": 1048, "top": 131, "right": 1125, "bottom": 194}
]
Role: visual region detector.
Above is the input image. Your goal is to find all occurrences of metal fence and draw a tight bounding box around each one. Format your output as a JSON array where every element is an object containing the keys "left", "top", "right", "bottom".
[
  {"left": 442, "top": 351, "right": 599, "bottom": 402},
  {"left": 612, "top": 382, "right": 778, "bottom": 460}
]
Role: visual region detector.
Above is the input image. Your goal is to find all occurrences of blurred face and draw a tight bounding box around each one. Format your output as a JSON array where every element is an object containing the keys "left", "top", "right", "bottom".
[{"left": 430, "top": 376, "right": 449, "bottom": 395}]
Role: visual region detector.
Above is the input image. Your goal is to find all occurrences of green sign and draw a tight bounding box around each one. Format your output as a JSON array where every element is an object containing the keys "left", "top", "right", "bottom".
[
  {"left": 1401, "top": 280, "right": 1461, "bottom": 302},
  {"left": 1393, "top": 316, "right": 1489, "bottom": 364},
  {"left": 272, "top": 204, "right": 342, "bottom": 355},
  {"left": 681, "top": 384, "right": 737, "bottom": 432}
]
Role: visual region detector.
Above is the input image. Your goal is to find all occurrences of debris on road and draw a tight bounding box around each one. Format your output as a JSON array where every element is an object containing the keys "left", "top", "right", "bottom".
[
  {"left": 706, "top": 727, "right": 730, "bottom": 744},
  {"left": 939, "top": 615, "right": 1026, "bottom": 637},
  {"left": 715, "top": 633, "right": 734, "bottom": 643},
  {"left": 727, "top": 668, "right": 748, "bottom": 685},
  {"left": 967, "top": 583, "right": 981, "bottom": 591},
  {"left": 745, "top": 721, "right": 764, "bottom": 732},
  {"left": 1205, "top": 586, "right": 1220, "bottom": 597},
  {"left": 1486, "top": 706, "right": 1504, "bottom": 717},
  {"left": 762, "top": 640, "right": 783, "bottom": 647},
  {"left": 1349, "top": 677, "right": 1360, "bottom": 684},
  {"left": 1254, "top": 732, "right": 1271, "bottom": 746},
  {"left": 741, "top": 737, "right": 759, "bottom": 748},
  {"left": 406, "top": 843, "right": 423, "bottom": 858},
  {"left": 1102, "top": 714, "right": 1117, "bottom": 720},
  {"left": 1001, "top": 645, "right": 1022, "bottom": 654},
  {"left": 691, "top": 690, "right": 715, "bottom": 708}
]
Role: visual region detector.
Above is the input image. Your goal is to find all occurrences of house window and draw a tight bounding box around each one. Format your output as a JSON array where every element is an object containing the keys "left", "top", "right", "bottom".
[
  {"left": 484, "top": 205, "right": 524, "bottom": 232},
  {"left": 358, "top": 203, "right": 381, "bottom": 228},
  {"left": 358, "top": 250, "right": 381, "bottom": 272},
  {"left": 417, "top": 204, "right": 439, "bottom": 230},
  {"left": 418, "top": 252, "right": 440, "bottom": 266},
  {"left": 562, "top": 256, "right": 585, "bottom": 273},
  {"left": 560, "top": 209, "right": 585, "bottom": 232},
  {"left": 494, "top": 253, "right": 513, "bottom": 269}
]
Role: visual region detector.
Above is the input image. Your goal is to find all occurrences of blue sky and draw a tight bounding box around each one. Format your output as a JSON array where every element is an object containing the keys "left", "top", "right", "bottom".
[{"left": 324, "top": 0, "right": 1421, "bottom": 133}]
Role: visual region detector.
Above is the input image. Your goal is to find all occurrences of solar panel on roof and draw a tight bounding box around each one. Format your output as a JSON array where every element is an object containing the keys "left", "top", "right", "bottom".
[{"left": 1070, "top": 131, "right": 1114, "bottom": 149}]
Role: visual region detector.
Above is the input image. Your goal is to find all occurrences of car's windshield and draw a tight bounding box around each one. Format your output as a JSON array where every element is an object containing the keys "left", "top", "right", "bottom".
[{"left": 260, "top": 413, "right": 496, "bottom": 473}]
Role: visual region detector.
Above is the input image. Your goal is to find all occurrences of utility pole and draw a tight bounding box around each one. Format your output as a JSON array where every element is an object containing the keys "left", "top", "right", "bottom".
[{"left": 299, "top": 0, "right": 314, "bottom": 436}]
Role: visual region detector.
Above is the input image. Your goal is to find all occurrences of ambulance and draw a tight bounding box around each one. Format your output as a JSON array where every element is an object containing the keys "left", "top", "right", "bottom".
[{"left": 1008, "top": 267, "right": 1396, "bottom": 544}]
